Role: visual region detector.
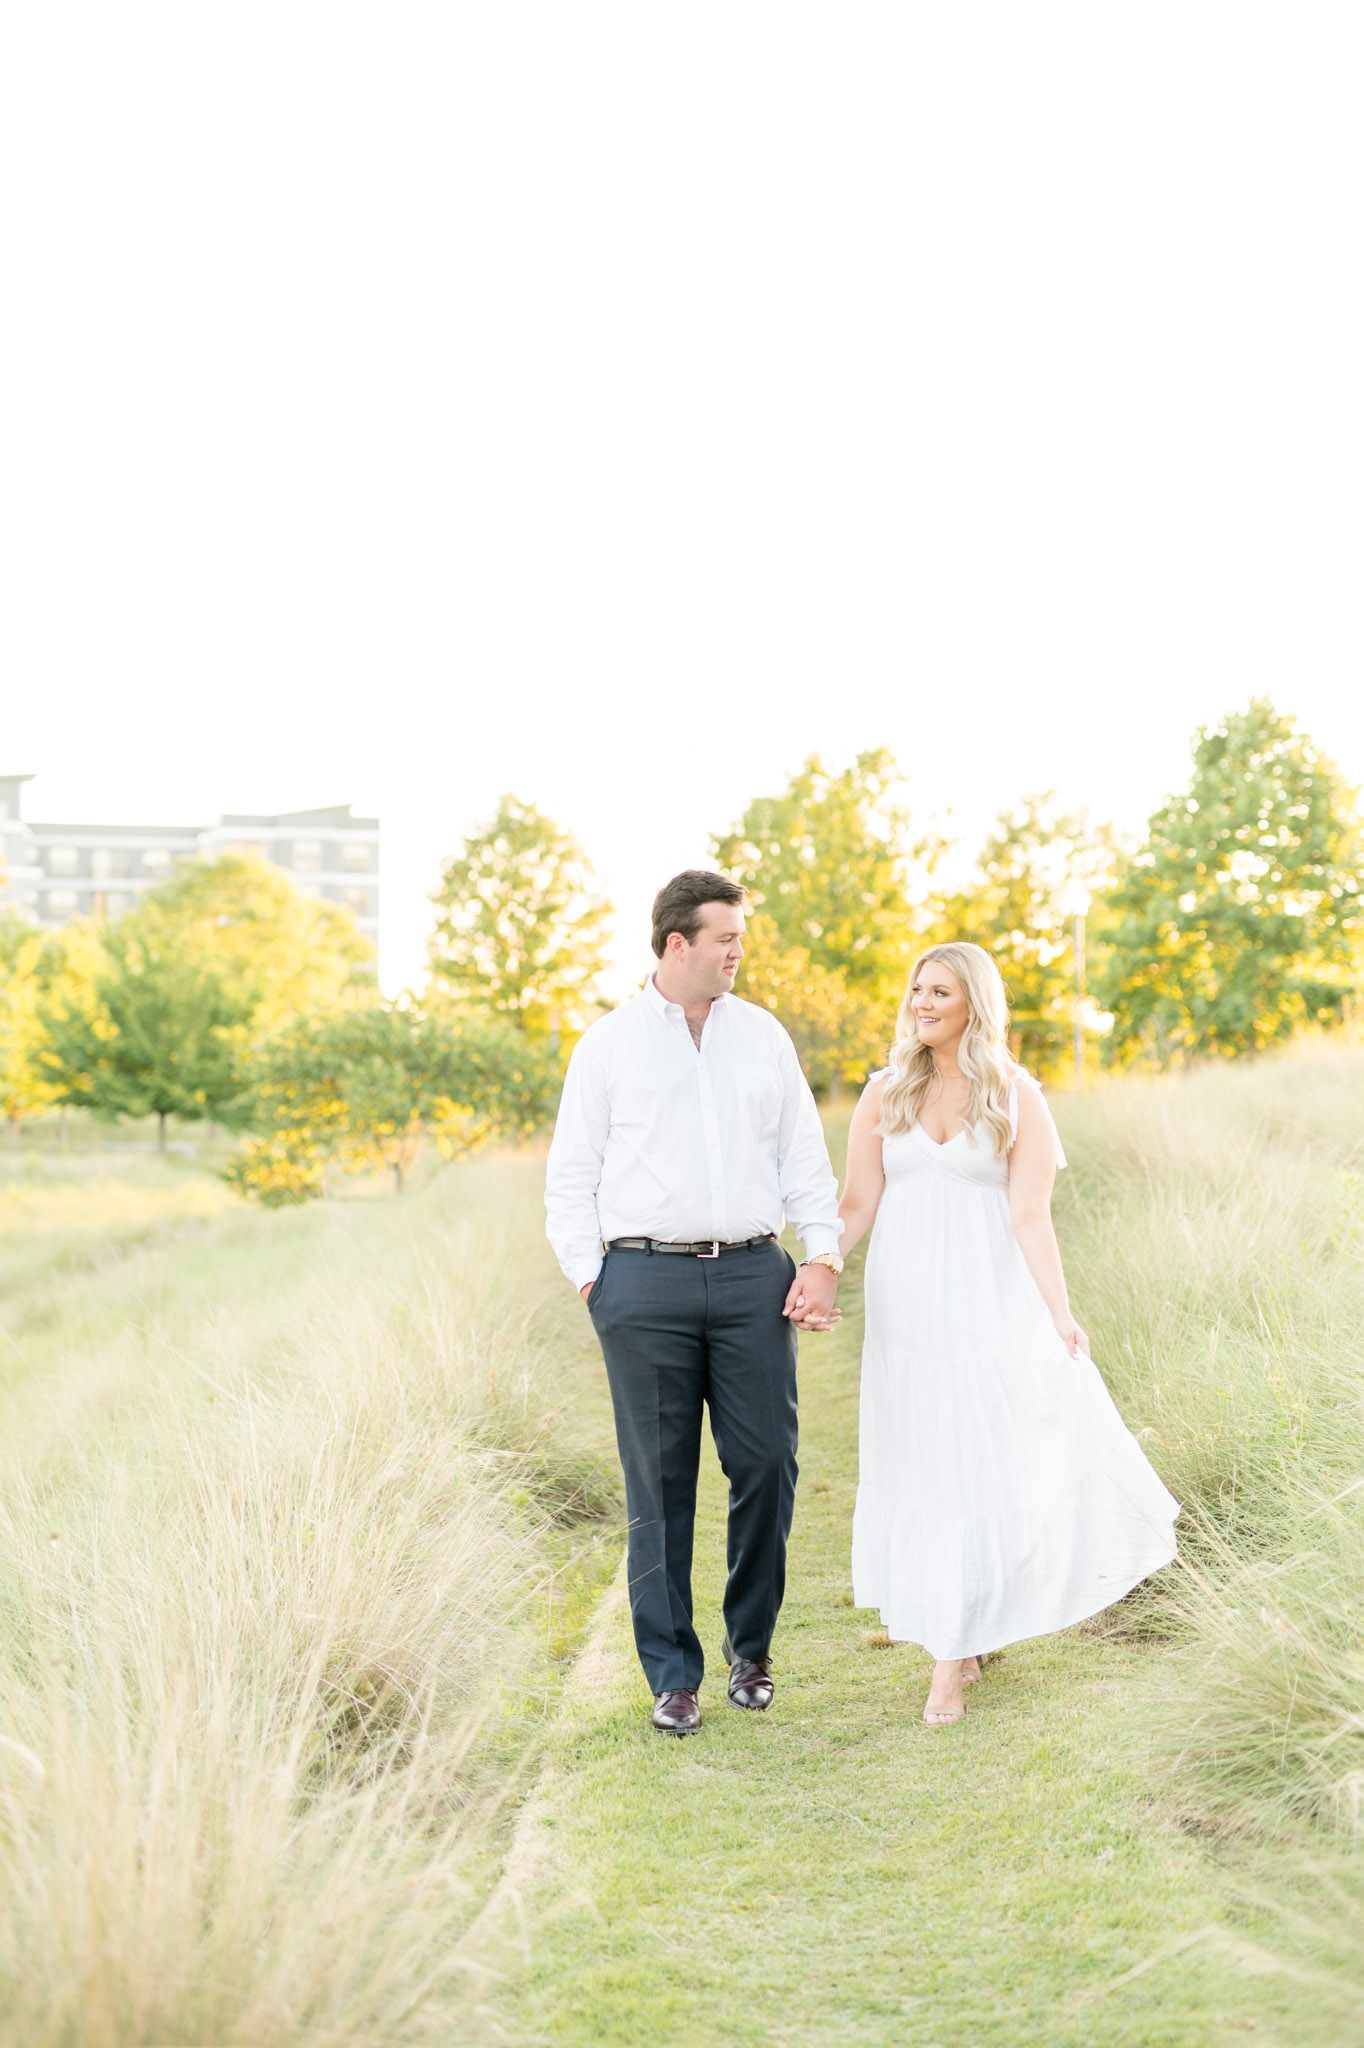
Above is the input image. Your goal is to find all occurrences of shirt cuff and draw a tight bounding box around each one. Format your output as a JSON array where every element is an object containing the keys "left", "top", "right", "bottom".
[
  {"left": 569, "top": 1253, "right": 604, "bottom": 1291},
  {"left": 798, "top": 1224, "right": 844, "bottom": 1260}
]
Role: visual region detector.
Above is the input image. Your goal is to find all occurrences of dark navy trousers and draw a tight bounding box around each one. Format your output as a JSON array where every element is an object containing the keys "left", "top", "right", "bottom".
[{"left": 587, "top": 1239, "right": 800, "bottom": 1696}]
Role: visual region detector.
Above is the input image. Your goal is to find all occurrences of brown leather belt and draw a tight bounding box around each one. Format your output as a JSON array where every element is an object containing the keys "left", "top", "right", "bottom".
[{"left": 603, "top": 1234, "right": 777, "bottom": 1260}]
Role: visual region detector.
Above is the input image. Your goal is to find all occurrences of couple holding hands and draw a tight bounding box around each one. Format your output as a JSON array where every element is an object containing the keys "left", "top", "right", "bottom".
[{"left": 546, "top": 870, "right": 1178, "bottom": 1733}]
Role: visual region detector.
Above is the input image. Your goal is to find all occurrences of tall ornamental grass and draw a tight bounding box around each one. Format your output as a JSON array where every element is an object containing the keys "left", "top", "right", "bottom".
[
  {"left": 0, "top": 1151, "right": 611, "bottom": 2047},
  {"left": 1057, "top": 1045, "right": 1364, "bottom": 1544},
  {"left": 1056, "top": 1045, "right": 1364, "bottom": 2025}
]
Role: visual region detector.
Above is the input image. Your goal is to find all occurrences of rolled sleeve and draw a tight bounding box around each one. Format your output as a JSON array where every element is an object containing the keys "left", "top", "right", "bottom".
[
  {"left": 773, "top": 1029, "right": 843, "bottom": 1258},
  {"left": 545, "top": 1037, "right": 610, "bottom": 1289}
]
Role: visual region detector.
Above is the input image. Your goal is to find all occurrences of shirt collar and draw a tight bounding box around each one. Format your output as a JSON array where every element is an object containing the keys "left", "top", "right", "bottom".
[{"left": 644, "top": 974, "right": 729, "bottom": 1020}]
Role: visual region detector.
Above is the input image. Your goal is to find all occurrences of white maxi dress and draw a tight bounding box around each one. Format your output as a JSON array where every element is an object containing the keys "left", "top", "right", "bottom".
[{"left": 851, "top": 1076, "right": 1179, "bottom": 1659}]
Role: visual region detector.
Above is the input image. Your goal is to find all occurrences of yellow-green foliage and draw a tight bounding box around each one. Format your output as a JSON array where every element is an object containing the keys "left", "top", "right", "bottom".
[
  {"left": 1096, "top": 700, "right": 1364, "bottom": 1063},
  {"left": 930, "top": 792, "right": 1122, "bottom": 1082},
  {"left": 711, "top": 707, "right": 1364, "bottom": 1091},
  {"left": 134, "top": 848, "right": 375, "bottom": 1032},
  {"left": 712, "top": 750, "right": 945, "bottom": 1091},
  {"left": 713, "top": 748, "right": 942, "bottom": 992},
  {"left": 735, "top": 911, "right": 892, "bottom": 1095},
  {"left": 0, "top": 925, "right": 64, "bottom": 1128},
  {"left": 24, "top": 853, "right": 375, "bottom": 1144},
  {"left": 427, "top": 795, "right": 613, "bottom": 1041},
  {"left": 224, "top": 1003, "right": 561, "bottom": 1203}
]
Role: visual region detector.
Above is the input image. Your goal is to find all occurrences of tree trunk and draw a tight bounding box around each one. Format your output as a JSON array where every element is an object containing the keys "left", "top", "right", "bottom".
[
  {"left": 157, "top": 1110, "right": 167, "bottom": 1155},
  {"left": 392, "top": 1160, "right": 404, "bottom": 1194}
]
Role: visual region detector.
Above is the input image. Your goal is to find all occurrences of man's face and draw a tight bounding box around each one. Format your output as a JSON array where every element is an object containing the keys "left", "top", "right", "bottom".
[{"left": 678, "top": 899, "right": 746, "bottom": 996}]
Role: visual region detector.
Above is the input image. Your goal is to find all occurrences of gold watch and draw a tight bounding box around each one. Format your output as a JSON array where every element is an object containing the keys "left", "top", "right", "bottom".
[{"left": 800, "top": 1252, "right": 845, "bottom": 1275}]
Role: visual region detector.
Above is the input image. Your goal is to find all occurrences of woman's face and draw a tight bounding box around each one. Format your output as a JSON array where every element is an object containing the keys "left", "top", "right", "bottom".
[{"left": 910, "top": 960, "right": 970, "bottom": 1053}]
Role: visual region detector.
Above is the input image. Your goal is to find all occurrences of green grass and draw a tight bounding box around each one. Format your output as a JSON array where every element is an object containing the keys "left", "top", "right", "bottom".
[
  {"left": 5, "top": 1049, "right": 1364, "bottom": 2042},
  {"left": 1054, "top": 1052, "right": 1364, "bottom": 1872},
  {"left": 496, "top": 1272, "right": 1293, "bottom": 2046},
  {"left": 496, "top": 1047, "right": 1364, "bottom": 2046},
  {"left": 0, "top": 1141, "right": 620, "bottom": 2045}
]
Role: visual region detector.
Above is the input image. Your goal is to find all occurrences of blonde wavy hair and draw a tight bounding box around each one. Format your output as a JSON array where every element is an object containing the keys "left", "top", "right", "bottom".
[{"left": 878, "top": 942, "right": 1016, "bottom": 1160}]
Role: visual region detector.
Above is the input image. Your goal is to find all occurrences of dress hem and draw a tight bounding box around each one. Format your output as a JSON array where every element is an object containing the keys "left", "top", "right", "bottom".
[{"left": 853, "top": 1513, "right": 1180, "bottom": 1661}]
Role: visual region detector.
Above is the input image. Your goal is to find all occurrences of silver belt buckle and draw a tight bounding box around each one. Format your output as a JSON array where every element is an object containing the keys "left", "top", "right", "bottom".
[{"left": 698, "top": 1239, "right": 720, "bottom": 1259}]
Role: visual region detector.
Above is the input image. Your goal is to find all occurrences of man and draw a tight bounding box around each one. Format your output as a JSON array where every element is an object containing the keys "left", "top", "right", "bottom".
[{"left": 545, "top": 869, "right": 843, "bottom": 1735}]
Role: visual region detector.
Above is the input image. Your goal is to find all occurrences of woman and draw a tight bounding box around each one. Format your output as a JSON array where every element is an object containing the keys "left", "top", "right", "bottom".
[{"left": 839, "top": 942, "right": 1178, "bottom": 1725}]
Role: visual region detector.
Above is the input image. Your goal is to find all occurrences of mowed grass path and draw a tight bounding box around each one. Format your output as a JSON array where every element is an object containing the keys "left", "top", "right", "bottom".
[{"left": 501, "top": 1251, "right": 1294, "bottom": 2046}]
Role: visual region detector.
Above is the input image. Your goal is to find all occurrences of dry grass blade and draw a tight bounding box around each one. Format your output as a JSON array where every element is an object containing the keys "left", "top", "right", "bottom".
[{"left": 0, "top": 1149, "right": 607, "bottom": 2046}]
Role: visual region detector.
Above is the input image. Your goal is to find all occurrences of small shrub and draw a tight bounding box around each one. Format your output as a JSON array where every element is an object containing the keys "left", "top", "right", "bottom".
[{"left": 226, "top": 1003, "right": 561, "bottom": 1201}]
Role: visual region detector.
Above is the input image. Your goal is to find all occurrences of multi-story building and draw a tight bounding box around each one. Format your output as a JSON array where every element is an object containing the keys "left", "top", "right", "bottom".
[{"left": 0, "top": 776, "right": 380, "bottom": 949}]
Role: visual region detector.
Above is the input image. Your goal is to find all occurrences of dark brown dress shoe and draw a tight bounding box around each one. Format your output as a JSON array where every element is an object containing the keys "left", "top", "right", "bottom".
[
  {"left": 652, "top": 1689, "right": 702, "bottom": 1735},
  {"left": 725, "top": 1651, "right": 775, "bottom": 1711}
]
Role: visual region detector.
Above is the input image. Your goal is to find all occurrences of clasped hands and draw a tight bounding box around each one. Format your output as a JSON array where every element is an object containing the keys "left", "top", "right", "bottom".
[{"left": 782, "top": 1261, "right": 841, "bottom": 1331}]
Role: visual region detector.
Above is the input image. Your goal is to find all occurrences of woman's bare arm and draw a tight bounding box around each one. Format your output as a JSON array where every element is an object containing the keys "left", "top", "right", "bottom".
[
  {"left": 1007, "top": 1080, "right": 1089, "bottom": 1356},
  {"left": 837, "top": 1079, "right": 888, "bottom": 1256}
]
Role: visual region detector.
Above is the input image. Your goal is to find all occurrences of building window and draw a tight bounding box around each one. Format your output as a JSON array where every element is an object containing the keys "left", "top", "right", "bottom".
[
  {"left": 48, "top": 846, "right": 79, "bottom": 875},
  {"left": 92, "top": 849, "right": 130, "bottom": 881},
  {"left": 291, "top": 839, "right": 323, "bottom": 872},
  {"left": 105, "top": 891, "right": 131, "bottom": 916},
  {"left": 341, "top": 840, "right": 373, "bottom": 871},
  {"left": 141, "top": 848, "right": 172, "bottom": 874},
  {"left": 343, "top": 886, "right": 369, "bottom": 915},
  {"left": 47, "top": 889, "right": 78, "bottom": 916}
]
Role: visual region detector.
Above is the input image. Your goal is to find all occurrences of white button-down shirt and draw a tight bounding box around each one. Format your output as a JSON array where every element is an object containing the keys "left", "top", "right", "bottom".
[{"left": 545, "top": 977, "right": 843, "bottom": 1290}]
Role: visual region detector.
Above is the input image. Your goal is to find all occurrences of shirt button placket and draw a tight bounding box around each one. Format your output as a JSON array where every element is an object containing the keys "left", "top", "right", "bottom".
[{"left": 698, "top": 1028, "right": 728, "bottom": 1244}]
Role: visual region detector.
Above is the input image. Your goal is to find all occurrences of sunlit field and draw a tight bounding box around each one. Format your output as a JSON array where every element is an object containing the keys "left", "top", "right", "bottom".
[
  {"left": 1056, "top": 1047, "right": 1364, "bottom": 1794},
  {"left": 502, "top": 1047, "right": 1364, "bottom": 2045},
  {"left": 0, "top": 1142, "right": 617, "bottom": 2046},
  {"left": 2, "top": 1047, "right": 1363, "bottom": 2044},
  {"left": 1059, "top": 1045, "right": 1364, "bottom": 2031}
]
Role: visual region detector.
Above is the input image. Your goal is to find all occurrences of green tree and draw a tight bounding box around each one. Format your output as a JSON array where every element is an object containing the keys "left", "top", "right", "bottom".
[
  {"left": 735, "top": 913, "right": 891, "bottom": 1097},
  {"left": 38, "top": 920, "right": 246, "bottom": 1150},
  {"left": 1096, "top": 699, "right": 1364, "bottom": 1063},
  {"left": 932, "top": 794, "right": 1123, "bottom": 1080},
  {"left": 712, "top": 750, "right": 941, "bottom": 993},
  {"left": 0, "top": 920, "right": 64, "bottom": 1136},
  {"left": 225, "top": 1003, "right": 560, "bottom": 1203},
  {"left": 135, "top": 850, "right": 374, "bottom": 1034},
  {"left": 30, "top": 854, "right": 373, "bottom": 1150},
  {"left": 711, "top": 751, "right": 943, "bottom": 1091},
  {"left": 427, "top": 797, "right": 613, "bottom": 1042}
]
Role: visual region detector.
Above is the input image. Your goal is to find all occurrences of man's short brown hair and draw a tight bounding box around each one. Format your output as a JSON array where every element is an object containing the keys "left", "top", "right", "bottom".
[{"left": 651, "top": 870, "right": 746, "bottom": 958}]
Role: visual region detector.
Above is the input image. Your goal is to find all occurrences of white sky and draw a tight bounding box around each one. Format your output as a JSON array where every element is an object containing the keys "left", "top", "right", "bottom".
[{"left": 3, "top": 5, "right": 1362, "bottom": 996}]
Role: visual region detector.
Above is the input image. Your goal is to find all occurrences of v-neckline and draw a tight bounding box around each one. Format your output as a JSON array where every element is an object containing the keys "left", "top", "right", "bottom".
[{"left": 914, "top": 1122, "right": 970, "bottom": 1151}]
